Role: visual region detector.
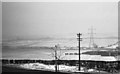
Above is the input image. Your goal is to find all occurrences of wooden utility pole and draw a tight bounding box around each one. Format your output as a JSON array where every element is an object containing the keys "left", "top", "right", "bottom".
[{"left": 77, "top": 33, "right": 82, "bottom": 71}]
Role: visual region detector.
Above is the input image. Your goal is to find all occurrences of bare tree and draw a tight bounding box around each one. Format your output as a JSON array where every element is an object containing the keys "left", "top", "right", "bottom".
[{"left": 51, "top": 44, "right": 66, "bottom": 72}]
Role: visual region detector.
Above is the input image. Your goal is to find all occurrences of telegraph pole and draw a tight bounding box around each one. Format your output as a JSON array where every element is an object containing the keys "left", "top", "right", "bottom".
[{"left": 77, "top": 33, "right": 82, "bottom": 71}]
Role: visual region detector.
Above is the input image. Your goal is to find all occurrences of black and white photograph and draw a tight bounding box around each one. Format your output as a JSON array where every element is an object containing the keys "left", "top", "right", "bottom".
[{"left": 1, "top": 0, "right": 120, "bottom": 74}]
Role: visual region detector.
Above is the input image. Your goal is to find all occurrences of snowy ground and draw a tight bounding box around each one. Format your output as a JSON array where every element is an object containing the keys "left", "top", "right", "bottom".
[
  {"left": 19, "top": 63, "right": 108, "bottom": 73},
  {"left": 20, "top": 63, "right": 76, "bottom": 72}
]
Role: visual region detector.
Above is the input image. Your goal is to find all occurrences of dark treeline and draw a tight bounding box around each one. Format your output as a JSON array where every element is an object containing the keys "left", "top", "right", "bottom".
[{"left": 2, "top": 59, "right": 120, "bottom": 73}]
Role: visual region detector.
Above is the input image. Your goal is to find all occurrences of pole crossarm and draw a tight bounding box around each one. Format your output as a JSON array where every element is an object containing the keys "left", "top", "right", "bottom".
[{"left": 77, "top": 38, "right": 82, "bottom": 41}]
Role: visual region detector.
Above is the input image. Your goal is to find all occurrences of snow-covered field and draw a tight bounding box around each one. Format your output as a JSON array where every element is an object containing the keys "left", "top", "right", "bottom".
[
  {"left": 19, "top": 63, "right": 107, "bottom": 73},
  {"left": 20, "top": 63, "right": 76, "bottom": 72}
]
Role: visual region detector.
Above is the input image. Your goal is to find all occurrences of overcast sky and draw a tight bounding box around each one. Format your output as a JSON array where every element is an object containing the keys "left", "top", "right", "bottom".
[{"left": 2, "top": 2, "right": 118, "bottom": 40}]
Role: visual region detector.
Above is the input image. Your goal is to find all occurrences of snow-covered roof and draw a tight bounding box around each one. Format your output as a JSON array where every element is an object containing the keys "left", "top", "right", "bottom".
[
  {"left": 61, "top": 49, "right": 120, "bottom": 61},
  {"left": 62, "top": 54, "right": 118, "bottom": 61},
  {"left": 105, "top": 41, "right": 119, "bottom": 48}
]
